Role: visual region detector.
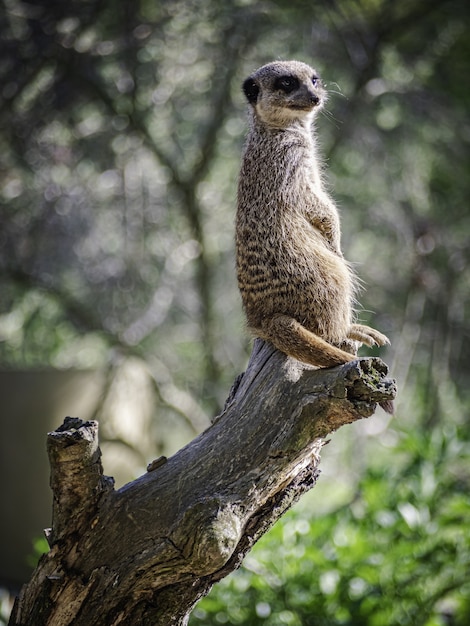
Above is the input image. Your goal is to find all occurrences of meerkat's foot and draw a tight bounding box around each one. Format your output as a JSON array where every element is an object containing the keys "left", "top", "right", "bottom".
[
  {"left": 348, "top": 323, "right": 390, "bottom": 347},
  {"left": 336, "top": 338, "right": 360, "bottom": 356}
]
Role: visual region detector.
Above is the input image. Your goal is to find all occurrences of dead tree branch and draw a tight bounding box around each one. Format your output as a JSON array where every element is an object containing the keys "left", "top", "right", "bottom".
[{"left": 9, "top": 340, "right": 396, "bottom": 626}]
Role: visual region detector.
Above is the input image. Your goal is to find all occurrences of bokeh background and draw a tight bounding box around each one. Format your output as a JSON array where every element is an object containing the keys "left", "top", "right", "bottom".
[{"left": 1, "top": 0, "right": 469, "bottom": 623}]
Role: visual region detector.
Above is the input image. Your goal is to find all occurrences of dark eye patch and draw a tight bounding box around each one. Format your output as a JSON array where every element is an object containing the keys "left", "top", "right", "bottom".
[{"left": 274, "top": 75, "right": 299, "bottom": 93}]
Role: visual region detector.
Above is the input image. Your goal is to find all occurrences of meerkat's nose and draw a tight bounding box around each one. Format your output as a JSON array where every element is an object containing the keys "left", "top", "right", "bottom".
[
  {"left": 305, "top": 91, "right": 320, "bottom": 106},
  {"left": 299, "top": 84, "right": 320, "bottom": 105}
]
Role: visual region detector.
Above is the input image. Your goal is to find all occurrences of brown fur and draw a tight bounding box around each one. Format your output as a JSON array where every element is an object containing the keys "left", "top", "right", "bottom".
[{"left": 236, "top": 60, "right": 389, "bottom": 368}]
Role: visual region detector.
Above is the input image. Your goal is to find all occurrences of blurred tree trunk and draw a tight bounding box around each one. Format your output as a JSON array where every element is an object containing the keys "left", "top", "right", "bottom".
[{"left": 9, "top": 341, "right": 395, "bottom": 626}]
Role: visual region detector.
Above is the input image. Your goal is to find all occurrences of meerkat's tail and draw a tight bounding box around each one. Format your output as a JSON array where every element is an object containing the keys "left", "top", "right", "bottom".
[{"left": 257, "top": 314, "right": 356, "bottom": 368}]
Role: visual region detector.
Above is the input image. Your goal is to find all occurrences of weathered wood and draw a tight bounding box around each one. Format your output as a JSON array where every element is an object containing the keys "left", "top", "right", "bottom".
[{"left": 9, "top": 340, "right": 396, "bottom": 626}]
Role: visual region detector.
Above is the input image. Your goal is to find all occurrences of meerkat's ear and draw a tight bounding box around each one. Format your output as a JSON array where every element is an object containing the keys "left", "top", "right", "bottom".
[{"left": 243, "top": 77, "right": 259, "bottom": 104}]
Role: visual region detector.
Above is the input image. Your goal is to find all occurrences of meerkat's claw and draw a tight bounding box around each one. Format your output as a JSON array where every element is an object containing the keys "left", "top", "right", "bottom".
[{"left": 348, "top": 324, "right": 390, "bottom": 348}]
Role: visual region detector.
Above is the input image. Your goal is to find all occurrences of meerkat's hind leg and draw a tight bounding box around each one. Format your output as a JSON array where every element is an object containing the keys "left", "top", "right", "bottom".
[
  {"left": 258, "top": 314, "right": 356, "bottom": 368},
  {"left": 348, "top": 323, "right": 390, "bottom": 347}
]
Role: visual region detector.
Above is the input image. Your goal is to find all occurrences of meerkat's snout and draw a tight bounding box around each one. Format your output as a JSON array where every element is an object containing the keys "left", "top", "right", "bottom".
[
  {"left": 290, "top": 84, "right": 321, "bottom": 109},
  {"left": 308, "top": 92, "right": 320, "bottom": 106}
]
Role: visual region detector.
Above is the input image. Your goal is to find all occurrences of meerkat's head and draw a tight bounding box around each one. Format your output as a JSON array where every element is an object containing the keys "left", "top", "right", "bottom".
[{"left": 242, "top": 60, "right": 326, "bottom": 129}]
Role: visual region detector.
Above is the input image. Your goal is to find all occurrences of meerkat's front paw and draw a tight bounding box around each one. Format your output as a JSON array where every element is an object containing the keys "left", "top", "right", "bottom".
[{"left": 348, "top": 324, "right": 390, "bottom": 348}]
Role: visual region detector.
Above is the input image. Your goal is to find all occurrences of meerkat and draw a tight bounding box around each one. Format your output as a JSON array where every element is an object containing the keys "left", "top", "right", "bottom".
[{"left": 236, "top": 60, "right": 390, "bottom": 370}]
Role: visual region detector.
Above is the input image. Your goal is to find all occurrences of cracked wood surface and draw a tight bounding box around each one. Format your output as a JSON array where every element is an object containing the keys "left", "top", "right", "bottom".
[{"left": 9, "top": 340, "right": 396, "bottom": 626}]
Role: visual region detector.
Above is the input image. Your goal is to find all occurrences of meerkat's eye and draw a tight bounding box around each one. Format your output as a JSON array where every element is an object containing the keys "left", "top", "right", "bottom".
[
  {"left": 274, "top": 75, "right": 299, "bottom": 93},
  {"left": 312, "top": 75, "right": 320, "bottom": 86}
]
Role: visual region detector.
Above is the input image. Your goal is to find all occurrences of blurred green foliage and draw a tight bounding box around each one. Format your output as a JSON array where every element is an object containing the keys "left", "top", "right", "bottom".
[{"left": 1, "top": 0, "right": 469, "bottom": 621}]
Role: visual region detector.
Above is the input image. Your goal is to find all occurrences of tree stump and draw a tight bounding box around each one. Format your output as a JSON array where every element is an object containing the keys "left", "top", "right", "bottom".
[{"left": 9, "top": 340, "right": 396, "bottom": 626}]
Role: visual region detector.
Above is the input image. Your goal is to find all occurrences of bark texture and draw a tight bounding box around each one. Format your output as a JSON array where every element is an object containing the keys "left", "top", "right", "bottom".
[{"left": 9, "top": 340, "right": 396, "bottom": 626}]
